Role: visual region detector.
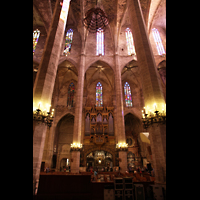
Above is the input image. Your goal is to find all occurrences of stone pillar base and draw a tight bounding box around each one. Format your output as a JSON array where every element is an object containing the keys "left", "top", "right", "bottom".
[
  {"left": 70, "top": 151, "right": 80, "bottom": 173},
  {"left": 33, "top": 122, "right": 47, "bottom": 194},
  {"left": 118, "top": 151, "right": 127, "bottom": 173}
]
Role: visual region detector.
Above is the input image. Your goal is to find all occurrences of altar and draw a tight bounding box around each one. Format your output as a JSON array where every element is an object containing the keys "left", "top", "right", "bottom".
[{"left": 86, "top": 150, "right": 113, "bottom": 170}]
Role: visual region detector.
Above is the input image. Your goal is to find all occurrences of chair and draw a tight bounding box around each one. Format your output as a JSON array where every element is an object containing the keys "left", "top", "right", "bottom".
[
  {"left": 105, "top": 174, "right": 111, "bottom": 182},
  {"left": 100, "top": 174, "right": 104, "bottom": 182},
  {"left": 135, "top": 173, "right": 141, "bottom": 181},
  {"left": 150, "top": 176, "right": 155, "bottom": 182},
  {"left": 133, "top": 177, "right": 137, "bottom": 182}
]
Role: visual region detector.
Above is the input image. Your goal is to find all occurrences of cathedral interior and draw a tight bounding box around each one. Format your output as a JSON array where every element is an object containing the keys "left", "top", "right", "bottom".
[{"left": 33, "top": 0, "right": 166, "bottom": 198}]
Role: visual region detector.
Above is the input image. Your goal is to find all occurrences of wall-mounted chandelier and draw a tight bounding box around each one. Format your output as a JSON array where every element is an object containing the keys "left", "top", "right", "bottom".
[
  {"left": 116, "top": 143, "right": 128, "bottom": 151},
  {"left": 70, "top": 143, "right": 83, "bottom": 151},
  {"left": 83, "top": 7, "right": 109, "bottom": 33},
  {"left": 33, "top": 108, "right": 54, "bottom": 128},
  {"left": 142, "top": 107, "right": 166, "bottom": 130}
]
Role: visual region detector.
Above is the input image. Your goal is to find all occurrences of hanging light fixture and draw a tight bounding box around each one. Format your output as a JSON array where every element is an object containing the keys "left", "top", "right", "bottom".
[{"left": 83, "top": 7, "right": 109, "bottom": 33}]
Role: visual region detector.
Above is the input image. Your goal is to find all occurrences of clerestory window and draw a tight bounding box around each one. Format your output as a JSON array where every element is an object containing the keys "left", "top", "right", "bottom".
[
  {"left": 152, "top": 28, "right": 165, "bottom": 56},
  {"left": 96, "top": 28, "right": 104, "bottom": 56},
  {"left": 125, "top": 28, "right": 136, "bottom": 55}
]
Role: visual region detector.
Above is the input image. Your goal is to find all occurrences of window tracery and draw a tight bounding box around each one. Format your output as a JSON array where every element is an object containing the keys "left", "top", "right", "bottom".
[
  {"left": 124, "top": 82, "right": 132, "bottom": 107},
  {"left": 64, "top": 29, "right": 73, "bottom": 56},
  {"left": 125, "top": 28, "right": 136, "bottom": 55},
  {"left": 96, "top": 82, "right": 103, "bottom": 107},
  {"left": 96, "top": 28, "right": 104, "bottom": 55},
  {"left": 33, "top": 29, "right": 40, "bottom": 54},
  {"left": 152, "top": 28, "right": 165, "bottom": 55},
  {"left": 67, "top": 82, "right": 75, "bottom": 107}
]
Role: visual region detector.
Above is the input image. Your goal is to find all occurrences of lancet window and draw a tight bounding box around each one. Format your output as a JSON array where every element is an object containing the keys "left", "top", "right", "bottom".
[
  {"left": 125, "top": 28, "right": 136, "bottom": 55},
  {"left": 33, "top": 29, "right": 40, "bottom": 54},
  {"left": 96, "top": 82, "right": 103, "bottom": 107},
  {"left": 96, "top": 28, "right": 104, "bottom": 55},
  {"left": 63, "top": 29, "right": 73, "bottom": 56},
  {"left": 124, "top": 82, "right": 132, "bottom": 107},
  {"left": 67, "top": 82, "right": 75, "bottom": 107},
  {"left": 152, "top": 28, "right": 165, "bottom": 55}
]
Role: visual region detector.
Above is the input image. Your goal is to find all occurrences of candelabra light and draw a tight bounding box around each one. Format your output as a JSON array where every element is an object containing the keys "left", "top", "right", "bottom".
[
  {"left": 116, "top": 143, "right": 128, "bottom": 151},
  {"left": 70, "top": 143, "right": 83, "bottom": 151},
  {"left": 33, "top": 103, "right": 54, "bottom": 128},
  {"left": 142, "top": 107, "right": 166, "bottom": 130}
]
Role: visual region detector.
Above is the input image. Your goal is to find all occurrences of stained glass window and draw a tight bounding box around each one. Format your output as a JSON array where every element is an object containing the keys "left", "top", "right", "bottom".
[
  {"left": 96, "top": 82, "right": 103, "bottom": 107},
  {"left": 96, "top": 28, "right": 104, "bottom": 56},
  {"left": 33, "top": 29, "right": 40, "bottom": 55},
  {"left": 124, "top": 82, "right": 132, "bottom": 107},
  {"left": 67, "top": 82, "right": 75, "bottom": 107},
  {"left": 152, "top": 28, "right": 165, "bottom": 55},
  {"left": 125, "top": 28, "right": 136, "bottom": 55},
  {"left": 63, "top": 29, "right": 73, "bottom": 56}
]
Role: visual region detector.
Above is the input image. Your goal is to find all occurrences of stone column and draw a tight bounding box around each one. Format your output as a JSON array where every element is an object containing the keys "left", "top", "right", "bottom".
[
  {"left": 33, "top": 123, "right": 47, "bottom": 195},
  {"left": 128, "top": 0, "right": 165, "bottom": 110},
  {"left": 70, "top": 0, "right": 86, "bottom": 173},
  {"left": 148, "top": 124, "right": 166, "bottom": 183},
  {"left": 71, "top": 151, "right": 81, "bottom": 173},
  {"left": 33, "top": 0, "right": 70, "bottom": 194},
  {"left": 128, "top": 0, "right": 166, "bottom": 183},
  {"left": 114, "top": 54, "right": 127, "bottom": 173},
  {"left": 41, "top": 122, "right": 56, "bottom": 168},
  {"left": 70, "top": 54, "right": 85, "bottom": 173}
]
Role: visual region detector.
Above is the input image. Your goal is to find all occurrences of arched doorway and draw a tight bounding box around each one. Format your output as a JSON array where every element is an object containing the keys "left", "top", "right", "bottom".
[
  {"left": 60, "top": 158, "right": 70, "bottom": 172},
  {"left": 124, "top": 113, "right": 142, "bottom": 168},
  {"left": 86, "top": 150, "right": 113, "bottom": 172},
  {"left": 53, "top": 113, "right": 74, "bottom": 171},
  {"left": 124, "top": 113, "right": 141, "bottom": 144}
]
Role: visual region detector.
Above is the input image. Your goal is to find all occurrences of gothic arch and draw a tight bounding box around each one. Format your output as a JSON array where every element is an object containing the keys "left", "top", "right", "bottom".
[
  {"left": 85, "top": 60, "right": 114, "bottom": 87},
  {"left": 124, "top": 112, "right": 142, "bottom": 140},
  {"left": 85, "top": 59, "right": 115, "bottom": 72},
  {"left": 157, "top": 60, "right": 166, "bottom": 69},
  {"left": 121, "top": 59, "right": 138, "bottom": 73},
  {"left": 54, "top": 113, "right": 74, "bottom": 171},
  {"left": 124, "top": 109, "right": 142, "bottom": 122},
  {"left": 58, "top": 57, "right": 79, "bottom": 73},
  {"left": 54, "top": 112, "right": 75, "bottom": 128},
  {"left": 83, "top": 146, "right": 116, "bottom": 167}
]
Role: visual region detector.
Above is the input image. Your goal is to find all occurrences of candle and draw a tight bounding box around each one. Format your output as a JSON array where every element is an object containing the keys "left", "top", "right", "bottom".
[
  {"left": 154, "top": 103, "right": 157, "bottom": 111},
  {"left": 46, "top": 104, "right": 51, "bottom": 112}
]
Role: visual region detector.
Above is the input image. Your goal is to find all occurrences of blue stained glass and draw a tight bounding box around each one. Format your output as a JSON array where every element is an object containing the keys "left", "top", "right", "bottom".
[
  {"left": 96, "top": 82, "right": 103, "bottom": 107},
  {"left": 64, "top": 29, "right": 73, "bottom": 56},
  {"left": 33, "top": 29, "right": 40, "bottom": 54},
  {"left": 124, "top": 82, "right": 132, "bottom": 107},
  {"left": 96, "top": 28, "right": 104, "bottom": 55}
]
